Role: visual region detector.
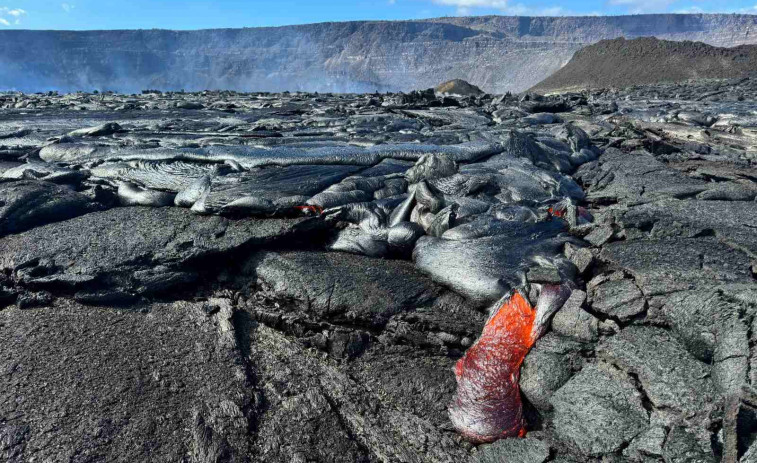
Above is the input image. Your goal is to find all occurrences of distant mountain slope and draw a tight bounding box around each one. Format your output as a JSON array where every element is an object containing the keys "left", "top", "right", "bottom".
[
  {"left": 0, "top": 14, "right": 756, "bottom": 94},
  {"left": 531, "top": 37, "right": 757, "bottom": 94}
]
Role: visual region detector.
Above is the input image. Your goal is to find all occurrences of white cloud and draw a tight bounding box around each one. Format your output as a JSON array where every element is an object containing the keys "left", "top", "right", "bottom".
[
  {"left": 505, "top": 3, "right": 567, "bottom": 15},
  {"left": 431, "top": 0, "right": 571, "bottom": 16},
  {"left": 433, "top": 0, "right": 510, "bottom": 14},
  {"left": 433, "top": 0, "right": 510, "bottom": 7},
  {"left": 0, "top": 7, "right": 25, "bottom": 16},
  {"left": 675, "top": 6, "right": 704, "bottom": 13},
  {"left": 428, "top": 0, "right": 757, "bottom": 15},
  {"left": 62, "top": 3, "right": 74, "bottom": 12},
  {"left": 606, "top": 0, "right": 678, "bottom": 14},
  {"left": 0, "top": 6, "right": 26, "bottom": 27}
]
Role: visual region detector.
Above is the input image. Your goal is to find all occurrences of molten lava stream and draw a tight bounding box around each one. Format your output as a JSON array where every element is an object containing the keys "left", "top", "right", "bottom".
[{"left": 449, "top": 290, "right": 540, "bottom": 443}]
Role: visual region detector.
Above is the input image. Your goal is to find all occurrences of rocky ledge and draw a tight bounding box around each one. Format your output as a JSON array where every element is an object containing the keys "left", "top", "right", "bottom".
[{"left": 0, "top": 81, "right": 756, "bottom": 462}]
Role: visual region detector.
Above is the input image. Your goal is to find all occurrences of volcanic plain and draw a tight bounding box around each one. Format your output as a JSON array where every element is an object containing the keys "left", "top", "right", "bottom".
[{"left": 1, "top": 77, "right": 756, "bottom": 462}]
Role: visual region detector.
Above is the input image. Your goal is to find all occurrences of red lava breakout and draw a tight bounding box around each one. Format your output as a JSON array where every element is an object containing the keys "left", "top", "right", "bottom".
[{"left": 449, "top": 290, "right": 548, "bottom": 443}]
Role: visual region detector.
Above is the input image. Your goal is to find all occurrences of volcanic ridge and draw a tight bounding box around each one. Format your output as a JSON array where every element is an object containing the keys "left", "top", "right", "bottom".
[
  {"left": 532, "top": 37, "right": 757, "bottom": 94},
  {"left": 2, "top": 13, "right": 757, "bottom": 94}
]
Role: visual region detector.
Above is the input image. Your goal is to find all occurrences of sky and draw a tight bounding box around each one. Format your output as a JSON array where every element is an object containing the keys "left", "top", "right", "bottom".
[{"left": 0, "top": 0, "right": 756, "bottom": 30}]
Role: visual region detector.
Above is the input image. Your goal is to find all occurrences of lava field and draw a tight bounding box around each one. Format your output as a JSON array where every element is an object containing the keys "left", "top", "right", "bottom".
[{"left": 1, "top": 79, "right": 756, "bottom": 462}]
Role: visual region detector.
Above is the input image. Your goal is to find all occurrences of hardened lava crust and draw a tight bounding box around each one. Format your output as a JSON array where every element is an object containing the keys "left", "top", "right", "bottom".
[{"left": 1, "top": 79, "right": 756, "bottom": 462}]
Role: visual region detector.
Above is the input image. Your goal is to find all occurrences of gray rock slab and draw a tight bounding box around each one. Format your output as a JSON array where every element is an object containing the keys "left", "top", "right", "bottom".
[
  {"left": 583, "top": 148, "right": 708, "bottom": 205},
  {"left": 247, "top": 250, "right": 453, "bottom": 327},
  {"left": 242, "top": 322, "right": 468, "bottom": 463},
  {"left": 550, "top": 363, "right": 649, "bottom": 456},
  {"left": 584, "top": 224, "right": 614, "bottom": 246},
  {"left": 663, "top": 426, "right": 716, "bottom": 463},
  {"left": 624, "top": 426, "right": 667, "bottom": 462},
  {"left": 565, "top": 243, "right": 594, "bottom": 275},
  {"left": 661, "top": 286, "right": 757, "bottom": 362},
  {"left": 742, "top": 440, "right": 757, "bottom": 463},
  {"left": 618, "top": 198, "right": 757, "bottom": 257},
  {"left": 713, "top": 317, "right": 749, "bottom": 395},
  {"left": 521, "top": 333, "right": 585, "bottom": 411},
  {"left": 0, "top": 299, "right": 253, "bottom": 462},
  {"left": 551, "top": 289, "right": 598, "bottom": 342},
  {"left": 0, "top": 180, "right": 96, "bottom": 236},
  {"left": 596, "top": 326, "right": 718, "bottom": 422},
  {"left": 470, "top": 437, "right": 550, "bottom": 463},
  {"left": 347, "top": 344, "right": 459, "bottom": 429},
  {"left": 591, "top": 278, "right": 646, "bottom": 321},
  {"left": 0, "top": 207, "right": 319, "bottom": 295},
  {"left": 600, "top": 237, "right": 755, "bottom": 296}
]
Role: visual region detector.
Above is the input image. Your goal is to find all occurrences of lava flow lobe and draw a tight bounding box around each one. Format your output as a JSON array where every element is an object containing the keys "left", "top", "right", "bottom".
[{"left": 449, "top": 287, "right": 567, "bottom": 443}]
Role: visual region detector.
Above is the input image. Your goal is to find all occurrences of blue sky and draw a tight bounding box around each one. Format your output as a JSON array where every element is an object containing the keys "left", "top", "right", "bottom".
[{"left": 1, "top": 0, "right": 756, "bottom": 30}]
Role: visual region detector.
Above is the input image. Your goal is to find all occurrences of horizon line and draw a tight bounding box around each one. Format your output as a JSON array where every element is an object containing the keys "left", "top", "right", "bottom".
[{"left": 0, "top": 12, "right": 755, "bottom": 33}]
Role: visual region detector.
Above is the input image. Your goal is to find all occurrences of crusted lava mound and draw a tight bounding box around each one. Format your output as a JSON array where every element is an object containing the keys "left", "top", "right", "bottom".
[
  {"left": 531, "top": 37, "right": 757, "bottom": 94},
  {"left": 435, "top": 79, "right": 485, "bottom": 97}
]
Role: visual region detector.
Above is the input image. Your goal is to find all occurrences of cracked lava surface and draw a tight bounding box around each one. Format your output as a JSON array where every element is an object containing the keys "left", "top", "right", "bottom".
[{"left": 1, "top": 79, "right": 757, "bottom": 462}]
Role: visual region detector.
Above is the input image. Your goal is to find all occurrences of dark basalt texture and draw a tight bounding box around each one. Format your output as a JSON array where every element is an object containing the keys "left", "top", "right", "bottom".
[
  {"left": 0, "top": 180, "right": 98, "bottom": 235},
  {"left": 0, "top": 298, "right": 254, "bottom": 463},
  {"left": 0, "top": 77, "right": 756, "bottom": 462}
]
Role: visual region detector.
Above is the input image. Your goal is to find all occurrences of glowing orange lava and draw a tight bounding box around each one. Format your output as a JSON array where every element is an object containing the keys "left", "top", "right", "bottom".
[{"left": 449, "top": 291, "right": 537, "bottom": 443}]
